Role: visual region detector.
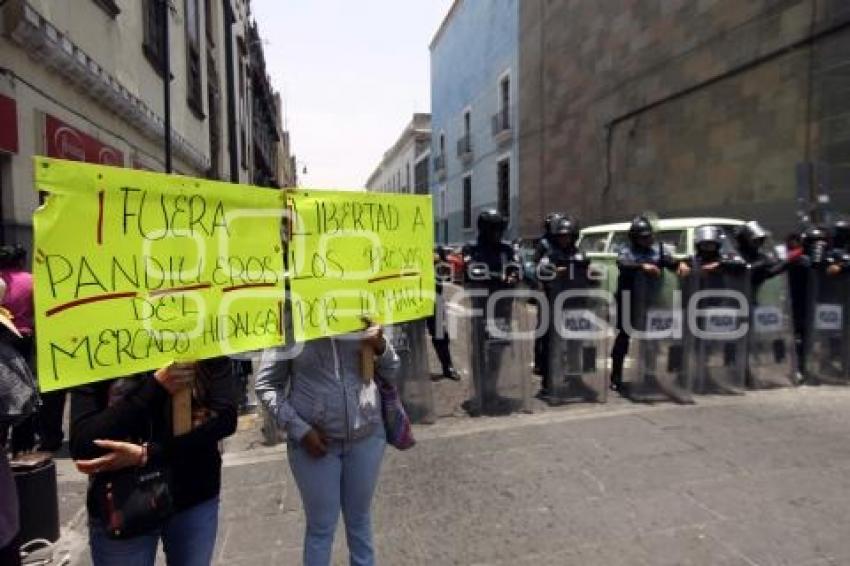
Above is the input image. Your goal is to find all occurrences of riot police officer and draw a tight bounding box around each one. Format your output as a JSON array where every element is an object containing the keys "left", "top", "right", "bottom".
[
  {"left": 687, "top": 225, "right": 750, "bottom": 394},
  {"left": 611, "top": 216, "right": 690, "bottom": 396},
  {"left": 463, "top": 209, "right": 521, "bottom": 285},
  {"left": 428, "top": 246, "right": 460, "bottom": 381},
  {"left": 533, "top": 212, "right": 566, "bottom": 264},
  {"left": 533, "top": 212, "right": 565, "bottom": 375},
  {"left": 799, "top": 224, "right": 850, "bottom": 384},
  {"left": 735, "top": 221, "right": 784, "bottom": 291},
  {"left": 692, "top": 225, "right": 737, "bottom": 271},
  {"left": 537, "top": 216, "right": 603, "bottom": 402},
  {"left": 462, "top": 210, "right": 527, "bottom": 415}
]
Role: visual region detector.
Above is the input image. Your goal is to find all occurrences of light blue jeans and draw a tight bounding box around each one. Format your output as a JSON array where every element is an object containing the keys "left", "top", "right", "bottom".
[
  {"left": 289, "top": 426, "right": 386, "bottom": 566},
  {"left": 89, "top": 496, "right": 220, "bottom": 566}
]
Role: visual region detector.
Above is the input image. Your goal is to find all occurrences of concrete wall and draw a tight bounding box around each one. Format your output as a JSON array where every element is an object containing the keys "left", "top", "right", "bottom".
[
  {"left": 430, "top": 0, "right": 519, "bottom": 244},
  {"left": 519, "top": 0, "right": 850, "bottom": 239}
]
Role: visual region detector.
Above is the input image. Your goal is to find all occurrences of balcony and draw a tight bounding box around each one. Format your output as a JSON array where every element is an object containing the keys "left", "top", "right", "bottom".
[
  {"left": 492, "top": 109, "right": 512, "bottom": 144},
  {"left": 456, "top": 135, "right": 473, "bottom": 163},
  {"left": 433, "top": 153, "right": 446, "bottom": 180}
]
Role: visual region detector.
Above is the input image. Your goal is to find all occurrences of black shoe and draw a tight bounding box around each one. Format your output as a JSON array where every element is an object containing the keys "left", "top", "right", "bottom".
[{"left": 443, "top": 367, "right": 461, "bottom": 381}]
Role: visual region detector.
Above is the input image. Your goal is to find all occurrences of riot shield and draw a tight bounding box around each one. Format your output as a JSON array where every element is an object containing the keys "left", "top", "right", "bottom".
[
  {"left": 462, "top": 282, "right": 534, "bottom": 416},
  {"left": 546, "top": 278, "right": 610, "bottom": 404},
  {"left": 747, "top": 273, "right": 796, "bottom": 388},
  {"left": 804, "top": 269, "right": 850, "bottom": 384},
  {"left": 687, "top": 267, "right": 748, "bottom": 395},
  {"left": 386, "top": 320, "right": 436, "bottom": 424},
  {"left": 620, "top": 271, "right": 693, "bottom": 403}
]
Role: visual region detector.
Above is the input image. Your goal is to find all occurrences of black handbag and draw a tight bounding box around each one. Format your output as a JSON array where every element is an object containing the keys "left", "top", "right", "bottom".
[{"left": 91, "top": 462, "right": 174, "bottom": 539}]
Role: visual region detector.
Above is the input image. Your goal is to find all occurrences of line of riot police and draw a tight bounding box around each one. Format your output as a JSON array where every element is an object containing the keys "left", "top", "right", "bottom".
[{"left": 440, "top": 209, "right": 850, "bottom": 417}]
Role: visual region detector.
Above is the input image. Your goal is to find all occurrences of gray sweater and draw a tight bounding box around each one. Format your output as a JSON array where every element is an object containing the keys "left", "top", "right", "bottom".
[{"left": 255, "top": 334, "right": 400, "bottom": 442}]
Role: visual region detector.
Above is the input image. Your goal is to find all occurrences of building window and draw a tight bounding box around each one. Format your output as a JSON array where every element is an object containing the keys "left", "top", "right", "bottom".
[
  {"left": 497, "top": 158, "right": 510, "bottom": 221},
  {"left": 464, "top": 111, "right": 471, "bottom": 138},
  {"left": 406, "top": 163, "right": 410, "bottom": 191},
  {"left": 439, "top": 133, "right": 445, "bottom": 155},
  {"left": 142, "top": 0, "right": 166, "bottom": 73},
  {"left": 462, "top": 176, "right": 472, "bottom": 229},
  {"left": 185, "top": 0, "right": 203, "bottom": 117},
  {"left": 207, "top": 56, "right": 221, "bottom": 178},
  {"left": 500, "top": 76, "right": 510, "bottom": 128},
  {"left": 204, "top": 0, "right": 215, "bottom": 46},
  {"left": 93, "top": 0, "right": 121, "bottom": 17}
]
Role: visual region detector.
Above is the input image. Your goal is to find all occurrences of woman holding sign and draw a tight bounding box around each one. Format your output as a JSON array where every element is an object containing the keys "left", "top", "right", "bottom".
[
  {"left": 255, "top": 322, "right": 399, "bottom": 566},
  {"left": 70, "top": 359, "right": 237, "bottom": 566}
]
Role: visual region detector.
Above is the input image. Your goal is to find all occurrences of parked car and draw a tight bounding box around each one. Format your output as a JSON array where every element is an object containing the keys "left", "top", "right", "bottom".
[{"left": 577, "top": 217, "right": 747, "bottom": 295}]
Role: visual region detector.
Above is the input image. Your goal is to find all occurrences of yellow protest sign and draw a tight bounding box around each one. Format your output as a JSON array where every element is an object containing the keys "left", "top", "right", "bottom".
[
  {"left": 33, "top": 157, "right": 285, "bottom": 392},
  {"left": 286, "top": 190, "right": 435, "bottom": 341}
]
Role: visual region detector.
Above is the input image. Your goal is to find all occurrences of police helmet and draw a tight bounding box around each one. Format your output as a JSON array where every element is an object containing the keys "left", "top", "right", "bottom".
[
  {"left": 833, "top": 219, "right": 850, "bottom": 248},
  {"left": 543, "top": 212, "right": 565, "bottom": 234},
  {"left": 477, "top": 209, "right": 507, "bottom": 232},
  {"left": 695, "top": 225, "right": 724, "bottom": 250},
  {"left": 736, "top": 221, "right": 768, "bottom": 249},
  {"left": 552, "top": 216, "right": 580, "bottom": 238},
  {"left": 628, "top": 216, "right": 653, "bottom": 241}
]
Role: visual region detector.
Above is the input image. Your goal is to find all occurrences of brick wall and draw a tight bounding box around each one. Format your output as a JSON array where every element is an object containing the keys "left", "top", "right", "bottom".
[{"left": 519, "top": 0, "right": 850, "bottom": 238}]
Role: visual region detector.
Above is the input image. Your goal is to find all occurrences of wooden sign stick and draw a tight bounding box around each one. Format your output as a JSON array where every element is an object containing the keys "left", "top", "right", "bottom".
[
  {"left": 361, "top": 317, "right": 375, "bottom": 382},
  {"left": 361, "top": 342, "right": 375, "bottom": 383},
  {"left": 172, "top": 385, "right": 193, "bottom": 436}
]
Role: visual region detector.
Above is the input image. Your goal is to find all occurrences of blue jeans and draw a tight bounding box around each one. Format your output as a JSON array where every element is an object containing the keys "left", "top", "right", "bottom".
[
  {"left": 289, "top": 427, "right": 386, "bottom": 566},
  {"left": 89, "top": 496, "right": 220, "bottom": 566}
]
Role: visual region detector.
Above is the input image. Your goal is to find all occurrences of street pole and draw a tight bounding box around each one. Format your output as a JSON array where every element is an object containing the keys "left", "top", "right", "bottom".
[{"left": 161, "top": 0, "right": 172, "bottom": 173}]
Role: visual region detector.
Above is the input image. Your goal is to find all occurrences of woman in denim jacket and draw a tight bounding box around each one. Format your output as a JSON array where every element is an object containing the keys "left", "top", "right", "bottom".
[{"left": 255, "top": 323, "right": 400, "bottom": 566}]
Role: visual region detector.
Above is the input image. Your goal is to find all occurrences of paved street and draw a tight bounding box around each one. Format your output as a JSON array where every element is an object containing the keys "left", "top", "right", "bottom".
[{"left": 51, "top": 385, "right": 850, "bottom": 565}]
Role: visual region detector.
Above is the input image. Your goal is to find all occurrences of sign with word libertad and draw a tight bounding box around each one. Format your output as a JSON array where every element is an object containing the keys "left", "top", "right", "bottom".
[
  {"left": 32, "top": 158, "right": 435, "bottom": 391},
  {"left": 285, "top": 190, "right": 435, "bottom": 342}
]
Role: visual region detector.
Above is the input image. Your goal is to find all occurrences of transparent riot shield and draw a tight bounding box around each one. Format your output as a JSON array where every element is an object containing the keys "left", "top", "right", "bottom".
[
  {"left": 546, "top": 279, "right": 610, "bottom": 404},
  {"left": 687, "top": 268, "right": 748, "bottom": 395},
  {"left": 804, "top": 269, "right": 850, "bottom": 384},
  {"left": 620, "top": 271, "right": 693, "bottom": 403},
  {"left": 747, "top": 273, "right": 796, "bottom": 389},
  {"left": 386, "top": 320, "right": 436, "bottom": 424},
  {"left": 461, "top": 283, "right": 534, "bottom": 416}
]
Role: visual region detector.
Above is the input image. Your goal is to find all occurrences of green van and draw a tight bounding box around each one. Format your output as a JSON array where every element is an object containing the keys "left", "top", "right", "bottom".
[{"left": 577, "top": 217, "right": 746, "bottom": 295}]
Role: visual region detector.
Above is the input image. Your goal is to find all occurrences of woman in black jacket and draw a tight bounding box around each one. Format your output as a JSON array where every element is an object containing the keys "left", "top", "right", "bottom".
[{"left": 70, "top": 359, "right": 237, "bottom": 566}]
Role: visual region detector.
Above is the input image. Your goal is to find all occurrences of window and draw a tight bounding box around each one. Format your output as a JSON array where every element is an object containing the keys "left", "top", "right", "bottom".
[
  {"left": 142, "top": 0, "right": 166, "bottom": 73},
  {"left": 93, "top": 0, "right": 121, "bottom": 17},
  {"left": 204, "top": 0, "right": 215, "bottom": 46},
  {"left": 500, "top": 76, "right": 510, "bottom": 128},
  {"left": 462, "top": 176, "right": 472, "bottom": 229},
  {"left": 657, "top": 230, "right": 687, "bottom": 256},
  {"left": 185, "top": 0, "right": 203, "bottom": 116},
  {"left": 609, "top": 231, "right": 630, "bottom": 254},
  {"left": 497, "top": 158, "right": 510, "bottom": 221},
  {"left": 464, "top": 111, "right": 471, "bottom": 138},
  {"left": 405, "top": 163, "right": 410, "bottom": 191},
  {"left": 439, "top": 134, "right": 445, "bottom": 155},
  {"left": 207, "top": 56, "right": 221, "bottom": 178},
  {"left": 578, "top": 233, "right": 610, "bottom": 253}
]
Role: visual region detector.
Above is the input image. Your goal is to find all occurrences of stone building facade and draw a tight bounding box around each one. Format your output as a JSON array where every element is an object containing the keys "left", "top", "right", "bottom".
[
  {"left": 519, "top": 0, "right": 850, "bottom": 238},
  {"left": 366, "top": 113, "right": 431, "bottom": 195},
  {"left": 0, "top": 0, "right": 294, "bottom": 247}
]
